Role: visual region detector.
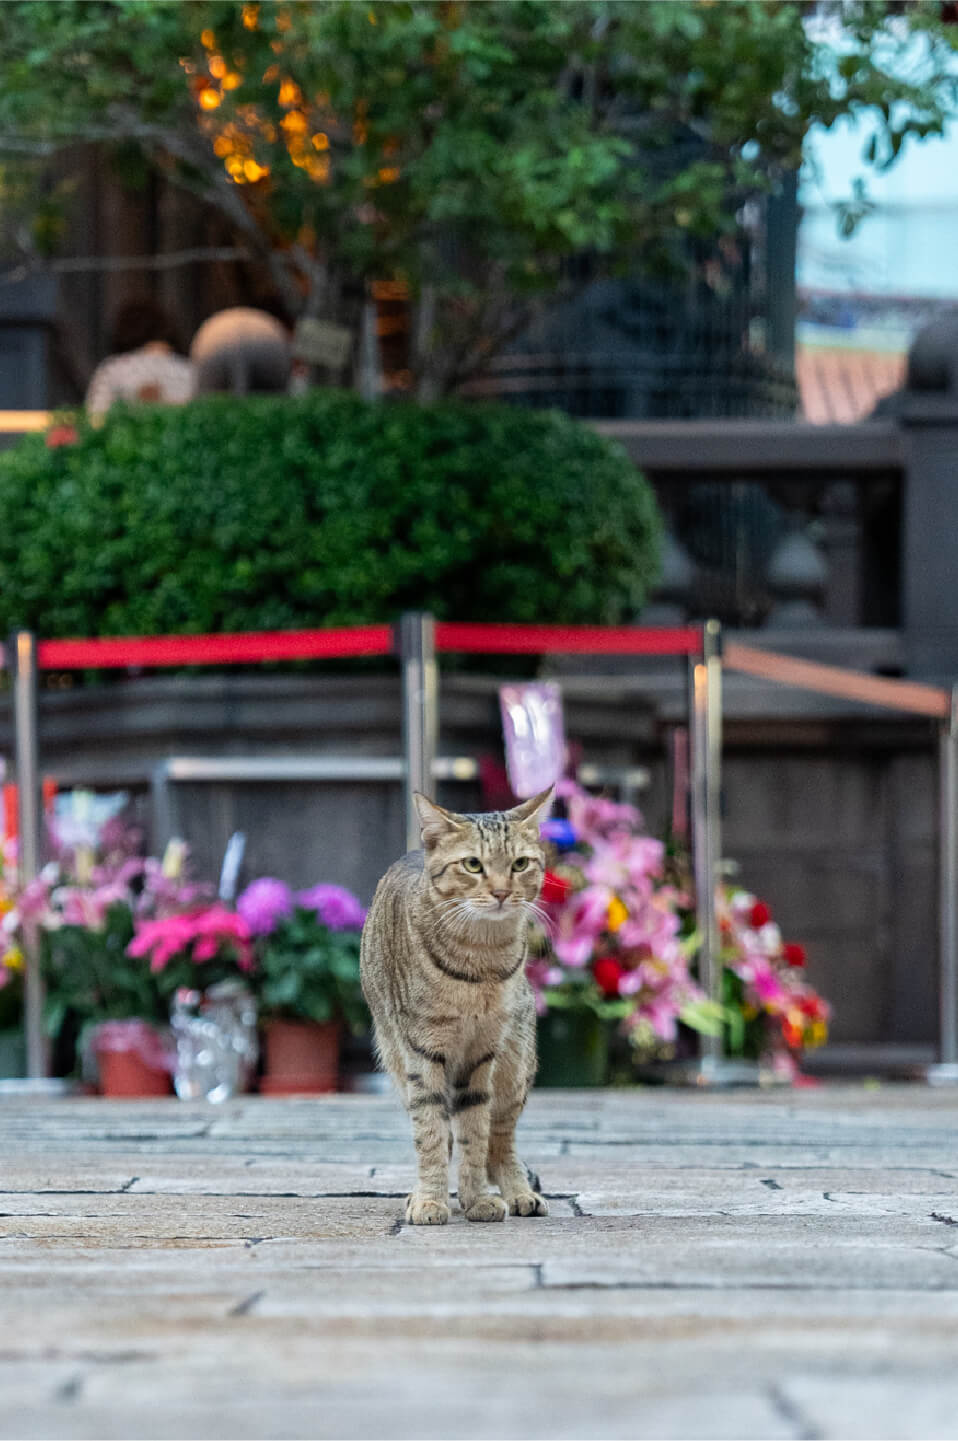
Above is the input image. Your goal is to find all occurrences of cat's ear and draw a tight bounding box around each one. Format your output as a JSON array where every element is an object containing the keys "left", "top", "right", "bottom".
[
  {"left": 504, "top": 783, "right": 556, "bottom": 830},
  {"left": 413, "top": 792, "right": 468, "bottom": 847}
]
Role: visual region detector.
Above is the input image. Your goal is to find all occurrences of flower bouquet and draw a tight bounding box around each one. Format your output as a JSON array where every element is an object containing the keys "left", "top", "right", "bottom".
[
  {"left": 531, "top": 779, "right": 831, "bottom": 1084},
  {"left": 237, "top": 878, "right": 369, "bottom": 1093},
  {"left": 717, "top": 887, "right": 830, "bottom": 1081},
  {"left": 530, "top": 780, "right": 722, "bottom": 1084}
]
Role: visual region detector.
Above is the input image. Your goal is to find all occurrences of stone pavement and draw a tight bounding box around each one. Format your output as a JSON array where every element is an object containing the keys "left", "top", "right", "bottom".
[{"left": 2, "top": 1086, "right": 958, "bottom": 1441}]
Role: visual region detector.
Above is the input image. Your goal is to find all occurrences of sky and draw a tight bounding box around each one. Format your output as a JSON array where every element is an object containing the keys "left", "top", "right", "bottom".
[{"left": 798, "top": 81, "right": 958, "bottom": 299}]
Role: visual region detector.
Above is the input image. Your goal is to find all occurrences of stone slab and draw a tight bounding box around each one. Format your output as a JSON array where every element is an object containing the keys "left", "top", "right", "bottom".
[{"left": 3, "top": 1087, "right": 958, "bottom": 1439}]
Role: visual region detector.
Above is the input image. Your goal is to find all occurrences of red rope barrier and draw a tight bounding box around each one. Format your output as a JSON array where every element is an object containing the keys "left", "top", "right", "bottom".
[
  {"left": 36, "top": 626, "right": 394, "bottom": 670},
  {"left": 26, "top": 621, "right": 702, "bottom": 670},
  {"left": 435, "top": 621, "right": 702, "bottom": 656}
]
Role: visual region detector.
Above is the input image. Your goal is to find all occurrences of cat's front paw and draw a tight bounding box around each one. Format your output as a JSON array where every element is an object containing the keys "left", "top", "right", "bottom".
[
  {"left": 507, "top": 1190, "right": 549, "bottom": 1217},
  {"left": 464, "top": 1193, "right": 508, "bottom": 1223},
  {"left": 405, "top": 1193, "right": 450, "bottom": 1226}
]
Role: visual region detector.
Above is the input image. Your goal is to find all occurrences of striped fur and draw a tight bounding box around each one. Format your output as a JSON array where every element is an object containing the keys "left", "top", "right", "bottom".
[{"left": 360, "top": 786, "right": 554, "bottom": 1224}]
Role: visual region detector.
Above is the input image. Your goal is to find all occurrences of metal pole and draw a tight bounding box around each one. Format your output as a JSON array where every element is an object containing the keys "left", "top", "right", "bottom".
[
  {"left": 929, "top": 684, "right": 958, "bottom": 1084},
  {"left": 11, "top": 630, "right": 47, "bottom": 1078},
  {"left": 685, "top": 619, "right": 755, "bottom": 1085},
  {"left": 399, "top": 612, "right": 437, "bottom": 854},
  {"left": 691, "top": 619, "right": 723, "bottom": 1069}
]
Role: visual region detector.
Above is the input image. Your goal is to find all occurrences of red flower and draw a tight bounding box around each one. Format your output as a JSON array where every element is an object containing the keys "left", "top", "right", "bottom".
[
  {"left": 593, "top": 956, "right": 624, "bottom": 997},
  {"left": 45, "top": 424, "right": 78, "bottom": 448},
  {"left": 783, "top": 942, "right": 806, "bottom": 968},
  {"left": 541, "top": 870, "right": 572, "bottom": 904},
  {"left": 750, "top": 900, "right": 772, "bottom": 928}
]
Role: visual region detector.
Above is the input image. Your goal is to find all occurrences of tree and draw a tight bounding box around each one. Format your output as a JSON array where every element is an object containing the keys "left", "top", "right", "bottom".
[{"left": 0, "top": 0, "right": 954, "bottom": 397}]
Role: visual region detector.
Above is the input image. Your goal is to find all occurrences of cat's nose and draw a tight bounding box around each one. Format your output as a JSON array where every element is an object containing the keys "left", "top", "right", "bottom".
[{"left": 491, "top": 889, "right": 510, "bottom": 904}]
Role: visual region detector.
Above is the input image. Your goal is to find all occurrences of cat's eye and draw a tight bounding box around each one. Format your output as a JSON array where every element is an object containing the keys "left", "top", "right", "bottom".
[
  {"left": 512, "top": 857, "right": 530, "bottom": 872},
  {"left": 462, "top": 856, "right": 483, "bottom": 874}
]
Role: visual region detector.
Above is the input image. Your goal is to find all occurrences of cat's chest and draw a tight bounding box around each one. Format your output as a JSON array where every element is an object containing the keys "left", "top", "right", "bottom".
[{"left": 420, "top": 973, "right": 520, "bottom": 1035}]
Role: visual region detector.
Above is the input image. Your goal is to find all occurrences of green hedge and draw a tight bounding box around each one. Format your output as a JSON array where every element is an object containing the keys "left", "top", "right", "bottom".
[{"left": 0, "top": 393, "right": 661, "bottom": 637}]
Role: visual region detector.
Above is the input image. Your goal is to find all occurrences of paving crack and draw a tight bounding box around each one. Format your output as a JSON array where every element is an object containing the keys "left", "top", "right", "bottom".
[
  {"left": 761, "top": 1178, "right": 782, "bottom": 1190},
  {"left": 54, "top": 1374, "right": 84, "bottom": 1405},
  {"left": 118, "top": 1177, "right": 139, "bottom": 1193},
  {"left": 767, "top": 1383, "right": 824, "bottom": 1441},
  {"left": 931, "top": 1211, "right": 958, "bottom": 1226},
  {"left": 229, "top": 1289, "right": 264, "bottom": 1317}
]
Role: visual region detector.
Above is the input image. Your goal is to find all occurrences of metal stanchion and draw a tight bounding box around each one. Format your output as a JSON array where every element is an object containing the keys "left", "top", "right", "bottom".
[
  {"left": 686, "top": 619, "right": 757, "bottom": 1086},
  {"left": 398, "top": 611, "right": 437, "bottom": 854},
  {"left": 10, "top": 630, "right": 48, "bottom": 1079},
  {"left": 928, "top": 683, "right": 958, "bottom": 1085}
]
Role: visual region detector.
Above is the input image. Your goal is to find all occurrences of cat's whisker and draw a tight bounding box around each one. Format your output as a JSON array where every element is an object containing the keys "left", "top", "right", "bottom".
[{"left": 521, "top": 899, "right": 556, "bottom": 936}]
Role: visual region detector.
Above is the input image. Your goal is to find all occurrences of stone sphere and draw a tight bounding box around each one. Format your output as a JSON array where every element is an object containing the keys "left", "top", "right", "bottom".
[
  {"left": 190, "top": 307, "right": 291, "bottom": 395},
  {"left": 906, "top": 314, "right": 958, "bottom": 394}
]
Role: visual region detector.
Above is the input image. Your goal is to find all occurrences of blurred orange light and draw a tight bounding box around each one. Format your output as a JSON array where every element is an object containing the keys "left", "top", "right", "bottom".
[
  {"left": 199, "top": 87, "right": 222, "bottom": 111},
  {"left": 242, "top": 3, "right": 259, "bottom": 28},
  {"left": 306, "top": 155, "right": 331, "bottom": 183},
  {"left": 223, "top": 71, "right": 242, "bottom": 90},
  {"left": 200, "top": 28, "right": 216, "bottom": 49},
  {"left": 311, "top": 132, "right": 330, "bottom": 151},
  {"left": 208, "top": 55, "right": 226, "bottom": 79}
]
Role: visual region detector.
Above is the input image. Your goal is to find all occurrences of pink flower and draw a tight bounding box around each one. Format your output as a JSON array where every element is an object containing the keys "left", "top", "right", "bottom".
[
  {"left": 16, "top": 875, "right": 53, "bottom": 924},
  {"left": 584, "top": 834, "right": 663, "bottom": 893},
  {"left": 59, "top": 883, "right": 129, "bottom": 931},
  {"left": 552, "top": 885, "right": 611, "bottom": 967},
  {"left": 563, "top": 786, "right": 644, "bottom": 844}
]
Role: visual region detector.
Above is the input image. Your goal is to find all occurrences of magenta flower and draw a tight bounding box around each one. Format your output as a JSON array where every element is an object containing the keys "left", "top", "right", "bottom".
[
  {"left": 237, "top": 878, "right": 295, "bottom": 936},
  {"left": 552, "top": 885, "right": 611, "bottom": 967},
  {"left": 128, "top": 905, "right": 254, "bottom": 972},
  {"left": 296, "top": 883, "right": 366, "bottom": 932}
]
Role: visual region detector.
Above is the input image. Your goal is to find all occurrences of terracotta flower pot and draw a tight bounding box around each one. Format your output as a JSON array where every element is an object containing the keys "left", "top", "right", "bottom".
[
  {"left": 260, "top": 1018, "right": 340, "bottom": 1095},
  {"left": 97, "top": 1047, "right": 172, "bottom": 1098}
]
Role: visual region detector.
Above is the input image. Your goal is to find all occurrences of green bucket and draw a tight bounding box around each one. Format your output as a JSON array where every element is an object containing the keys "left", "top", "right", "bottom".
[
  {"left": 535, "top": 1008, "right": 609, "bottom": 1088},
  {"left": 0, "top": 1028, "right": 26, "bottom": 1080}
]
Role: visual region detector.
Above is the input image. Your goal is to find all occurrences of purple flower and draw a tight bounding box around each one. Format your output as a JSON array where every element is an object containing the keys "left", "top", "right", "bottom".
[
  {"left": 540, "top": 818, "right": 578, "bottom": 851},
  {"left": 296, "top": 883, "right": 366, "bottom": 932},
  {"left": 236, "top": 878, "right": 295, "bottom": 936}
]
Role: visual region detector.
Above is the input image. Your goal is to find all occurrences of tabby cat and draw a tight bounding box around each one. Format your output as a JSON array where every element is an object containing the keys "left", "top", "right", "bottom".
[{"left": 360, "top": 786, "right": 554, "bottom": 1224}]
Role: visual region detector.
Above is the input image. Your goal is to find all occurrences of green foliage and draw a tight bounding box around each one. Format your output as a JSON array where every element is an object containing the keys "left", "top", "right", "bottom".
[
  {"left": 0, "top": 2, "right": 954, "bottom": 391},
  {"left": 0, "top": 392, "right": 662, "bottom": 636},
  {"left": 256, "top": 909, "right": 367, "bottom": 1033},
  {"left": 41, "top": 904, "right": 164, "bottom": 1040}
]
